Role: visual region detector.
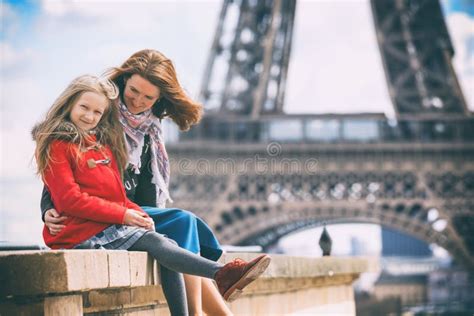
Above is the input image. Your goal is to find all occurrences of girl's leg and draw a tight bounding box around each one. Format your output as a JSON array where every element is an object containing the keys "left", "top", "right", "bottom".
[
  {"left": 143, "top": 207, "right": 222, "bottom": 261},
  {"left": 183, "top": 274, "right": 203, "bottom": 316},
  {"left": 201, "top": 278, "right": 233, "bottom": 316},
  {"left": 160, "top": 265, "right": 189, "bottom": 316},
  {"left": 129, "top": 231, "right": 222, "bottom": 280},
  {"left": 130, "top": 231, "right": 271, "bottom": 304},
  {"left": 142, "top": 207, "right": 222, "bottom": 315}
]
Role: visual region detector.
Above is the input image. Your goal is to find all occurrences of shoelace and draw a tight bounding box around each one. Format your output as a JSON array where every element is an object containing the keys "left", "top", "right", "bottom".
[{"left": 226, "top": 258, "right": 246, "bottom": 268}]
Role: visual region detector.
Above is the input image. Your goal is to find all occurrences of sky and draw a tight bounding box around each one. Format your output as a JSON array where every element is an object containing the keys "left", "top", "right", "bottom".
[{"left": 0, "top": 0, "right": 473, "bottom": 247}]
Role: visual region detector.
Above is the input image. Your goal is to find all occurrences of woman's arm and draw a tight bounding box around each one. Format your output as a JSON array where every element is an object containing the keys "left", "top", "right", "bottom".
[
  {"left": 40, "top": 186, "right": 54, "bottom": 222},
  {"left": 41, "top": 185, "right": 68, "bottom": 235},
  {"left": 44, "top": 141, "right": 127, "bottom": 224}
]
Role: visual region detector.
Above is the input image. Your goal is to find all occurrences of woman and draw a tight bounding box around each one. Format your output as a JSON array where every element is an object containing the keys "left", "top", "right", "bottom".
[{"left": 40, "top": 49, "right": 232, "bottom": 315}]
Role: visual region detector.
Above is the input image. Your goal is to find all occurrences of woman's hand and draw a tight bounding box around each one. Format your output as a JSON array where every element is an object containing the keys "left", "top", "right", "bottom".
[
  {"left": 44, "top": 209, "right": 68, "bottom": 235},
  {"left": 123, "top": 209, "right": 154, "bottom": 230}
]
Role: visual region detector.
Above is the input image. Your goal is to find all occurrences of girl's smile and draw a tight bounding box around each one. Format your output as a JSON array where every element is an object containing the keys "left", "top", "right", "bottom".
[{"left": 70, "top": 92, "right": 108, "bottom": 131}]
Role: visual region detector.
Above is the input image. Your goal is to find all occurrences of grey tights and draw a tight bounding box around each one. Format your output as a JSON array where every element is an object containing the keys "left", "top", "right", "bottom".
[{"left": 128, "top": 231, "right": 223, "bottom": 316}]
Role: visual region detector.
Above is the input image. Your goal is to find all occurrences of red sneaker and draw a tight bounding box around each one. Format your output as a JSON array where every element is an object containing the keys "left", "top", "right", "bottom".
[{"left": 214, "top": 254, "right": 271, "bottom": 302}]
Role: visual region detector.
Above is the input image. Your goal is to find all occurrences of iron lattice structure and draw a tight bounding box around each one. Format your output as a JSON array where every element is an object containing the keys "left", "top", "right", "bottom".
[
  {"left": 371, "top": 0, "right": 469, "bottom": 118},
  {"left": 167, "top": 0, "right": 474, "bottom": 268},
  {"left": 199, "top": 0, "right": 296, "bottom": 117}
]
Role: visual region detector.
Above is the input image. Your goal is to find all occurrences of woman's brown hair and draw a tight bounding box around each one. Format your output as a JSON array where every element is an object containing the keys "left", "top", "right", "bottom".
[{"left": 105, "top": 49, "right": 203, "bottom": 131}]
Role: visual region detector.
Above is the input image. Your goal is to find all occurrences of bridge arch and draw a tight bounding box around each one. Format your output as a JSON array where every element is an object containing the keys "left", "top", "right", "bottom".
[{"left": 213, "top": 203, "right": 468, "bottom": 266}]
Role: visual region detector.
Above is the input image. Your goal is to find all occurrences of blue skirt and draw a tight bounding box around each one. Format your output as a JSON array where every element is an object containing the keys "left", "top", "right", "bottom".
[{"left": 141, "top": 207, "right": 223, "bottom": 262}]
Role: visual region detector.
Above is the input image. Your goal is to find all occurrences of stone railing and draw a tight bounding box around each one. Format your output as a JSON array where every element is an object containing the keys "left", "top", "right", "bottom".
[{"left": 0, "top": 250, "right": 377, "bottom": 315}]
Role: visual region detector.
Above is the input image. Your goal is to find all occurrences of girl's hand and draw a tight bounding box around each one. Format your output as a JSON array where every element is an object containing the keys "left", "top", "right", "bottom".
[
  {"left": 145, "top": 217, "right": 155, "bottom": 231},
  {"left": 45, "top": 209, "right": 68, "bottom": 235},
  {"left": 123, "top": 209, "right": 154, "bottom": 229}
]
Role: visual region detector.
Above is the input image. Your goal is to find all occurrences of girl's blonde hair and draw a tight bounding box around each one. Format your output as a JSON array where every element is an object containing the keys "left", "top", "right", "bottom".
[
  {"left": 34, "top": 75, "right": 128, "bottom": 177},
  {"left": 105, "top": 49, "right": 203, "bottom": 131}
]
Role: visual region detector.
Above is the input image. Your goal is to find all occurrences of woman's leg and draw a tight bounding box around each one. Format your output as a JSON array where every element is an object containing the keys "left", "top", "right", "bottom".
[
  {"left": 142, "top": 207, "right": 223, "bottom": 315},
  {"left": 183, "top": 274, "right": 203, "bottom": 316},
  {"left": 201, "top": 278, "right": 233, "bottom": 316},
  {"left": 182, "top": 275, "right": 232, "bottom": 316}
]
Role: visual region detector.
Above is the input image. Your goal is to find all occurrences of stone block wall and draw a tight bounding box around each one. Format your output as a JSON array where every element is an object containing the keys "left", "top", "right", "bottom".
[{"left": 0, "top": 250, "right": 377, "bottom": 315}]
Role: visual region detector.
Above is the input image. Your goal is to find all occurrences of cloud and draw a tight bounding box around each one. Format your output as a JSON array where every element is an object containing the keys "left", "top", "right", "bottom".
[
  {"left": 445, "top": 12, "right": 474, "bottom": 110},
  {"left": 0, "top": 0, "right": 221, "bottom": 126},
  {"left": 41, "top": 0, "right": 82, "bottom": 17},
  {"left": 0, "top": 42, "right": 36, "bottom": 74},
  {"left": 0, "top": 2, "right": 19, "bottom": 38},
  {"left": 285, "top": 1, "right": 393, "bottom": 116},
  {"left": 0, "top": 76, "right": 49, "bottom": 181},
  {"left": 32, "top": 1, "right": 220, "bottom": 93},
  {"left": 285, "top": 1, "right": 474, "bottom": 114}
]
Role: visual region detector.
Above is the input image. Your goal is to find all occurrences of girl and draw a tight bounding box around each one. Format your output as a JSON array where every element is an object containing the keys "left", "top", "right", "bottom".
[{"left": 33, "top": 75, "right": 271, "bottom": 316}]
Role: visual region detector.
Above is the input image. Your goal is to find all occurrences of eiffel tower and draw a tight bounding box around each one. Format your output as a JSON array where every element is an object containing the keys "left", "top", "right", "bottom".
[{"left": 167, "top": 0, "right": 474, "bottom": 268}]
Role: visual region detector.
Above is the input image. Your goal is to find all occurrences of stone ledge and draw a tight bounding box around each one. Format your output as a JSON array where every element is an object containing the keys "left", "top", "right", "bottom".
[
  {"left": 0, "top": 250, "right": 378, "bottom": 315},
  {"left": 0, "top": 250, "right": 154, "bottom": 297},
  {"left": 82, "top": 286, "right": 166, "bottom": 314},
  {"left": 221, "top": 253, "right": 378, "bottom": 279},
  {"left": 0, "top": 250, "right": 377, "bottom": 298}
]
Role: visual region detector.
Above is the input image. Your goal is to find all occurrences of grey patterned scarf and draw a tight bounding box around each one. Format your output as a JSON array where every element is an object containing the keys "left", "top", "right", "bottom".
[{"left": 118, "top": 100, "right": 172, "bottom": 207}]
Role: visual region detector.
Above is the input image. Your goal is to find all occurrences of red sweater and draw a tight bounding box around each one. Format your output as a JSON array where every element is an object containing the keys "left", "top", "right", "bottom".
[{"left": 43, "top": 139, "right": 145, "bottom": 249}]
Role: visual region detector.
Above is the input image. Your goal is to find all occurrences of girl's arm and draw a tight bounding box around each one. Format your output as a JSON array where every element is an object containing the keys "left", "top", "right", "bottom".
[{"left": 43, "top": 141, "right": 127, "bottom": 224}]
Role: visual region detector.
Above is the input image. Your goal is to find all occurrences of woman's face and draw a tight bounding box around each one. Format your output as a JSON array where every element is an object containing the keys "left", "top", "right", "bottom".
[{"left": 123, "top": 74, "right": 160, "bottom": 114}]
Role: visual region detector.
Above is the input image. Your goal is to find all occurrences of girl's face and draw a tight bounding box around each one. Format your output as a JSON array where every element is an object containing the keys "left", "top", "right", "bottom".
[
  {"left": 70, "top": 91, "right": 108, "bottom": 131},
  {"left": 123, "top": 74, "right": 160, "bottom": 114}
]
